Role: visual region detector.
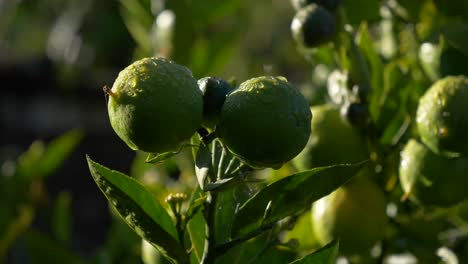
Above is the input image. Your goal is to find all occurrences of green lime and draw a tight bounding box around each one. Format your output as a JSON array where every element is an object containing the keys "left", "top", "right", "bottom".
[
  {"left": 416, "top": 76, "right": 468, "bottom": 156},
  {"left": 291, "top": 4, "right": 337, "bottom": 48},
  {"left": 217, "top": 76, "right": 312, "bottom": 169},
  {"left": 291, "top": 0, "right": 342, "bottom": 11},
  {"left": 419, "top": 40, "right": 468, "bottom": 82},
  {"left": 107, "top": 57, "right": 203, "bottom": 153},
  {"left": 311, "top": 177, "right": 387, "bottom": 255},
  {"left": 293, "top": 104, "right": 368, "bottom": 170},
  {"left": 197, "top": 77, "right": 232, "bottom": 130},
  {"left": 399, "top": 139, "right": 468, "bottom": 207}
]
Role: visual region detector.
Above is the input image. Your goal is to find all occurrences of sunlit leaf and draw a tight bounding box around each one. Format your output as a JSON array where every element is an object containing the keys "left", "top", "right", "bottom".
[
  {"left": 86, "top": 156, "right": 188, "bottom": 264},
  {"left": 232, "top": 162, "right": 366, "bottom": 237}
]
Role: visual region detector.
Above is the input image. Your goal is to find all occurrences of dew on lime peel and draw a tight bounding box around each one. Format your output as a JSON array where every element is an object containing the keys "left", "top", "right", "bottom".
[
  {"left": 399, "top": 139, "right": 468, "bottom": 207},
  {"left": 416, "top": 75, "right": 468, "bottom": 156},
  {"left": 107, "top": 57, "right": 203, "bottom": 153},
  {"left": 217, "top": 76, "right": 311, "bottom": 169}
]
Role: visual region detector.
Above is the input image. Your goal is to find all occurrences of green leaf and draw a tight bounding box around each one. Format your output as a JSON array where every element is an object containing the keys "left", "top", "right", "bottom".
[
  {"left": 289, "top": 240, "right": 339, "bottom": 264},
  {"left": 145, "top": 144, "right": 194, "bottom": 164},
  {"left": 348, "top": 34, "right": 372, "bottom": 100},
  {"left": 36, "top": 129, "right": 82, "bottom": 178},
  {"left": 343, "top": 0, "right": 380, "bottom": 25},
  {"left": 16, "top": 140, "right": 45, "bottom": 180},
  {"left": 52, "top": 191, "right": 72, "bottom": 245},
  {"left": 370, "top": 62, "right": 410, "bottom": 131},
  {"left": 187, "top": 212, "right": 206, "bottom": 263},
  {"left": 186, "top": 195, "right": 206, "bottom": 222},
  {"left": 195, "top": 143, "right": 212, "bottom": 190},
  {"left": 24, "top": 230, "right": 82, "bottom": 264},
  {"left": 441, "top": 23, "right": 468, "bottom": 56},
  {"left": 119, "top": 0, "right": 153, "bottom": 54},
  {"left": 357, "top": 22, "right": 383, "bottom": 103},
  {"left": 86, "top": 156, "right": 188, "bottom": 264},
  {"left": 215, "top": 184, "right": 255, "bottom": 244},
  {"left": 185, "top": 187, "right": 206, "bottom": 263},
  {"left": 17, "top": 129, "right": 82, "bottom": 180},
  {"left": 217, "top": 233, "right": 295, "bottom": 264},
  {"left": 231, "top": 162, "right": 366, "bottom": 237},
  {"left": 0, "top": 205, "right": 34, "bottom": 259}
]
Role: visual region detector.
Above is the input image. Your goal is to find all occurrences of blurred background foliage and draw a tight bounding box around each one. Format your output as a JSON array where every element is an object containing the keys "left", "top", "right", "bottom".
[{"left": 2, "top": 0, "right": 468, "bottom": 263}]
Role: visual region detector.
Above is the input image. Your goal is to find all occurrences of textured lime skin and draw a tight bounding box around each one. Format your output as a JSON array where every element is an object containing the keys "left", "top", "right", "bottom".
[
  {"left": 291, "top": 4, "right": 336, "bottom": 48},
  {"left": 293, "top": 104, "right": 368, "bottom": 170},
  {"left": 197, "top": 77, "right": 232, "bottom": 129},
  {"left": 108, "top": 57, "right": 203, "bottom": 153},
  {"left": 217, "top": 76, "right": 312, "bottom": 169},
  {"left": 399, "top": 139, "right": 468, "bottom": 207},
  {"left": 417, "top": 76, "right": 468, "bottom": 156},
  {"left": 311, "top": 178, "right": 387, "bottom": 255}
]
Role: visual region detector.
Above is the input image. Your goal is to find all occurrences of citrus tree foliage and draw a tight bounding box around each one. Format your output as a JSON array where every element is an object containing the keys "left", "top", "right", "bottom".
[{"left": 85, "top": 0, "right": 468, "bottom": 263}]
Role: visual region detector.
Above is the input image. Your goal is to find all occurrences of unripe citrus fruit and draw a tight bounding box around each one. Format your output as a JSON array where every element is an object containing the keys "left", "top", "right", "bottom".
[
  {"left": 197, "top": 77, "right": 232, "bottom": 129},
  {"left": 399, "top": 139, "right": 468, "bottom": 207},
  {"left": 291, "top": 0, "right": 342, "bottom": 12},
  {"left": 217, "top": 76, "right": 312, "bottom": 169},
  {"left": 293, "top": 104, "right": 368, "bottom": 170},
  {"left": 340, "top": 102, "right": 370, "bottom": 128},
  {"left": 283, "top": 211, "right": 320, "bottom": 251},
  {"left": 291, "top": 4, "right": 337, "bottom": 48},
  {"left": 107, "top": 57, "right": 203, "bottom": 153},
  {"left": 416, "top": 76, "right": 468, "bottom": 156},
  {"left": 419, "top": 41, "right": 468, "bottom": 81},
  {"left": 311, "top": 177, "right": 387, "bottom": 255}
]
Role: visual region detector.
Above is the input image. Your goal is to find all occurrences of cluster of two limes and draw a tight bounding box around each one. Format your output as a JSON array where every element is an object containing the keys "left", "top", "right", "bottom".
[
  {"left": 107, "top": 57, "right": 312, "bottom": 169},
  {"left": 399, "top": 75, "right": 468, "bottom": 207}
]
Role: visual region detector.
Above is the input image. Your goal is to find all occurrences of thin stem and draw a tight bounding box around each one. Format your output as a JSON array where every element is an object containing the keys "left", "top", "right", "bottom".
[
  {"left": 211, "top": 141, "right": 217, "bottom": 179},
  {"left": 200, "top": 191, "right": 218, "bottom": 264},
  {"left": 175, "top": 212, "right": 186, "bottom": 252},
  {"left": 217, "top": 147, "right": 226, "bottom": 180},
  {"left": 224, "top": 156, "right": 238, "bottom": 175}
]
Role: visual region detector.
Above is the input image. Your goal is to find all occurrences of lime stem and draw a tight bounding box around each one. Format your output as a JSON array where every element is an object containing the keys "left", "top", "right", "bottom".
[{"left": 103, "top": 85, "right": 118, "bottom": 98}]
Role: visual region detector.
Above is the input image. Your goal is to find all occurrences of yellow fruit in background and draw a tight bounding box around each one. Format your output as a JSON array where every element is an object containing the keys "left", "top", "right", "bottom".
[
  {"left": 283, "top": 211, "right": 320, "bottom": 251},
  {"left": 217, "top": 76, "right": 312, "bottom": 169},
  {"left": 311, "top": 177, "right": 387, "bottom": 255},
  {"left": 107, "top": 57, "right": 203, "bottom": 153},
  {"left": 293, "top": 104, "right": 368, "bottom": 170},
  {"left": 416, "top": 76, "right": 468, "bottom": 156},
  {"left": 399, "top": 139, "right": 468, "bottom": 207}
]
